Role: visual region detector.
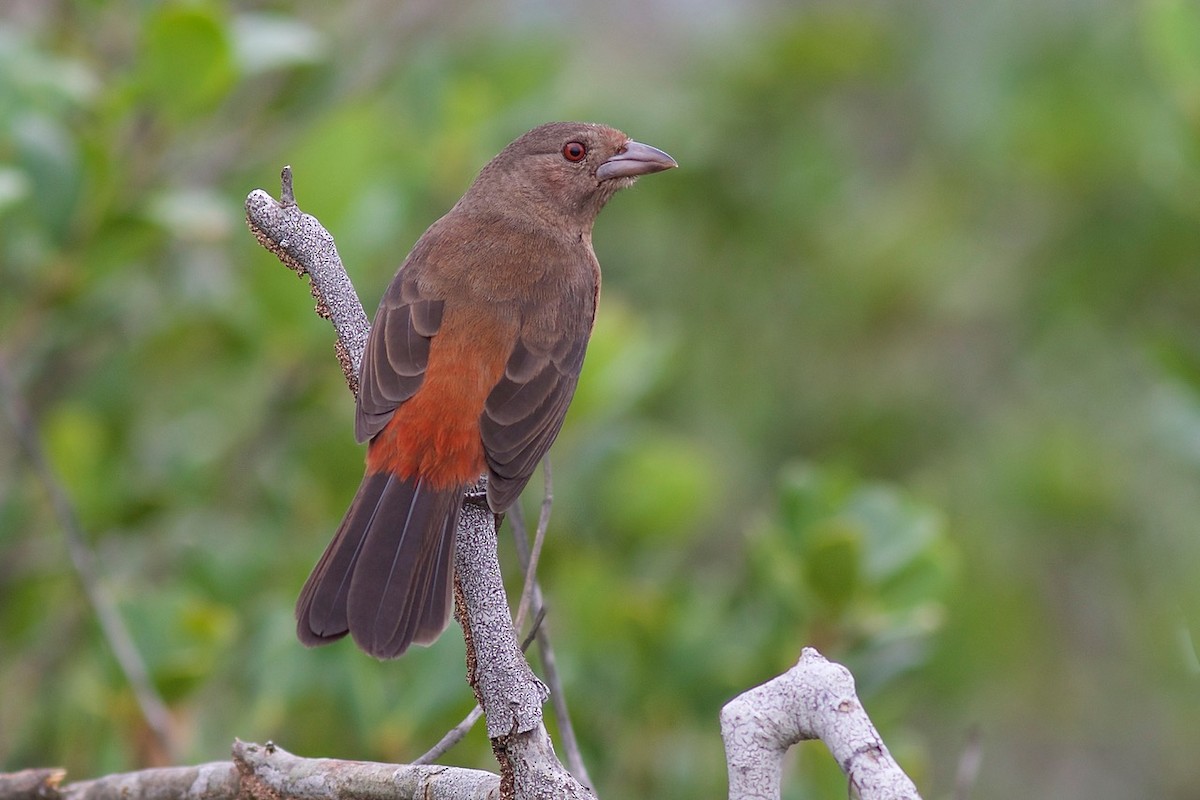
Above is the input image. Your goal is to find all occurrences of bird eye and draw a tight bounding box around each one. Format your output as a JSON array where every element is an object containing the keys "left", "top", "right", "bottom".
[{"left": 562, "top": 141, "right": 587, "bottom": 162}]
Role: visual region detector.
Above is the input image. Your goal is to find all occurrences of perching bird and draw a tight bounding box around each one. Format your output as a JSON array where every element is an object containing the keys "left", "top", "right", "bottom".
[{"left": 296, "top": 122, "right": 677, "bottom": 659}]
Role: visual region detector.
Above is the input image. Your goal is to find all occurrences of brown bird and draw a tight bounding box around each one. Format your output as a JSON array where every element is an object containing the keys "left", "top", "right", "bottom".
[{"left": 296, "top": 122, "right": 677, "bottom": 659}]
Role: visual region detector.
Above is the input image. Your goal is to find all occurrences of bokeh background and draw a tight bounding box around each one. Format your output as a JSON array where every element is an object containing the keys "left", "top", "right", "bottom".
[{"left": 2, "top": 1, "right": 1199, "bottom": 797}]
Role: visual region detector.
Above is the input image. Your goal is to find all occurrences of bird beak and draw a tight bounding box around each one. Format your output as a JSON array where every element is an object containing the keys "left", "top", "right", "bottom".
[{"left": 596, "top": 140, "right": 678, "bottom": 181}]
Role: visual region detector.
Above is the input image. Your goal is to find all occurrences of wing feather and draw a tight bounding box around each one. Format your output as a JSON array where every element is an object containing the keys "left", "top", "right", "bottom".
[
  {"left": 355, "top": 273, "right": 444, "bottom": 443},
  {"left": 481, "top": 326, "right": 589, "bottom": 512}
]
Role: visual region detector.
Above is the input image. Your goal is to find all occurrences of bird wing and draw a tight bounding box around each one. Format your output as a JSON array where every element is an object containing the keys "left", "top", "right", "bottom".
[
  {"left": 481, "top": 300, "right": 592, "bottom": 512},
  {"left": 356, "top": 226, "right": 596, "bottom": 509},
  {"left": 355, "top": 270, "right": 445, "bottom": 443}
]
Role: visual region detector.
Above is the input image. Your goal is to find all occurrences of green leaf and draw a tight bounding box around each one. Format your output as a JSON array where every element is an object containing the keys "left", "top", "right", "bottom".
[
  {"left": 11, "top": 113, "right": 81, "bottom": 238},
  {"left": 598, "top": 432, "right": 722, "bottom": 543},
  {"left": 1143, "top": 0, "right": 1200, "bottom": 119},
  {"left": 138, "top": 5, "right": 236, "bottom": 120},
  {"left": 803, "top": 517, "right": 862, "bottom": 611},
  {"left": 568, "top": 297, "right": 676, "bottom": 424},
  {"left": 41, "top": 403, "right": 111, "bottom": 522}
]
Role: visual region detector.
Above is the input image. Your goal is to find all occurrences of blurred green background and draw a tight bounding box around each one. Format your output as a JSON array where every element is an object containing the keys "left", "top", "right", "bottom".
[{"left": 2, "top": 1, "right": 1199, "bottom": 798}]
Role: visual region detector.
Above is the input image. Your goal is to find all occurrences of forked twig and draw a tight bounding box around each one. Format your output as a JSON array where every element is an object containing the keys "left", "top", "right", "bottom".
[
  {"left": 412, "top": 706, "right": 484, "bottom": 767},
  {"left": 506, "top": 462, "right": 593, "bottom": 787}
]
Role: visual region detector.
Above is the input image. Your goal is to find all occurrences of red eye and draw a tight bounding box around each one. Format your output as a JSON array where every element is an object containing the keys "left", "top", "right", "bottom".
[{"left": 562, "top": 141, "right": 587, "bottom": 162}]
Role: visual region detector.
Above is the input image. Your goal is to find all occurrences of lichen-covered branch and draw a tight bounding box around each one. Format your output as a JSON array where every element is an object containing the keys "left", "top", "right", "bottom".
[
  {"left": 231, "top": 741, "right": 499, "bottom": 800},
  {"left": 455, "top": 491, "right": 549, "bottom": 741},
  {"left": 0, "top": 741, "right": 500, "bottom": 800},
  {"left": 244, "top": 167, "right": 370, "bottom": 395}
]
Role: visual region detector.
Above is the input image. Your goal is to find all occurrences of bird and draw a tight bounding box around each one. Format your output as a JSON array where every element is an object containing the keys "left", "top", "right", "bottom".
[{"left": 295, "top": 122, "right": 677, "bottom": 659}]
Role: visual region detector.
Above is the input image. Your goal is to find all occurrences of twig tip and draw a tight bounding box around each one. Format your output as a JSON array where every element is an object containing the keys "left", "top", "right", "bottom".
[{"left": 280, "top": 166, "right": 295, "bottom": 206}]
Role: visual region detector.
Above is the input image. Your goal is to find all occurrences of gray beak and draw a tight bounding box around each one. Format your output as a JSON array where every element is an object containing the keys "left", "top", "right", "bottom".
[{"left": 597, "top": 140, "right": 678, "bottom": 181}]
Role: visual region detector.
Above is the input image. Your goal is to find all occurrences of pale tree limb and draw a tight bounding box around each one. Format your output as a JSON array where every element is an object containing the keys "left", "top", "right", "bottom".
[
  {"left": 0, "top": 741, "right": 500, "bottom": 800},
  {"left": 0, "top": 358, "right": 179, "bottom": 763},
  {"left": 244, "top": 167, "right": 370, "bottom": 395},
  {"left": 453, "top": 487, "right": 595, "bottom": 799},
  {"left": 452, "top": 483, "right": 549, "bottom": 739},
  {"left": 230, "top": 741, "right": 499, "bottom": 800},
  {"left": 52, "top": 760, "right": 237, "bottom": 800},
  {"left": 0, "top": 768, "right": 67, "bottom": 800},
  {"left": 721, "top": 648, "right": 923, "bottom": 800}
]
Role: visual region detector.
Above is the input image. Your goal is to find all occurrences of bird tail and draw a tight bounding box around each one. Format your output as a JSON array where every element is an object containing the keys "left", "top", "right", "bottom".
[{"left": 295, "top": 471, "right": 462, "bottom": 659}]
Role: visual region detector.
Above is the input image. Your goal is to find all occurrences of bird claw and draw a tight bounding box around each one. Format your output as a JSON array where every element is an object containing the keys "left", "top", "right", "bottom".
[{"left": 462, "top": 487, "right": 490, "bottom": 508}]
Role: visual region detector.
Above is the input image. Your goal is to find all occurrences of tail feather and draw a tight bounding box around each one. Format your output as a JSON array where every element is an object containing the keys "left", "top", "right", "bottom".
[
  {"left": 296, "top": 472, "right": 462, "bottom": 659},
  {"left": 295, "top": 471, "right": 390, "bottom": 643},
  {"left": 379, "top": 498, "right": 459, "bottom": 657}
]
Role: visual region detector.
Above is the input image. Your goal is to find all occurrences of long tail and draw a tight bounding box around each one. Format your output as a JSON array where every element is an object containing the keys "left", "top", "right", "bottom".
[{"left": 296, "top": 471, "right": 463, "bottom": 659}]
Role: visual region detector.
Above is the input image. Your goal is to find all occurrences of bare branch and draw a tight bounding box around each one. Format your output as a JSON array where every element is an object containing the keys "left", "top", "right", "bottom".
[
  {"left": 499, "top": 724, "right": 594, "bottom": 800},
  {"left": 721, "top": 648, "right": 922, "bottom": 800},
  {"left": 455, "top": 490, "right": 549, "bottom": 739},
  {"left": 56, "top": 762, "right": 237, "bottom": 800},
  {"left": 0, "top": 357, "right": 178, "bottom": 763},
  {"left": 231, "top": 741, "right": 499, "bottom": 800},
  {"left": 0, "top": 768, "right": 66, "bottom": 800},
  {"left": 0, "top": 741, "right": 501, "bottom": 800},
  {"left": 513, "top": 458, "right": 552, "bottom": 631},
  {"left": 244, "top": 169, "right": 370, "bottom": 396},
  {"left": 412, "top": 706, "right": 486, "bottom": 767}
]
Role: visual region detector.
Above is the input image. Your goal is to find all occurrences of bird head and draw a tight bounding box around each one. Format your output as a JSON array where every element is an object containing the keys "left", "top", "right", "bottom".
[{"left": 464, "top": 122, "right": 677, "bottom": 233}]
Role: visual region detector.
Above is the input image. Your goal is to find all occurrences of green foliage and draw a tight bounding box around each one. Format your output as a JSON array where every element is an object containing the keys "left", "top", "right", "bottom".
[
  {"left": 2, "top": 2, "right": 1200, "bottom": 799},
  {"left": 750, "top": 465, "right": 954, "bottom": 690},
  {"left": 137, "top": 5, "right": 237, "bottom": 121}
]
